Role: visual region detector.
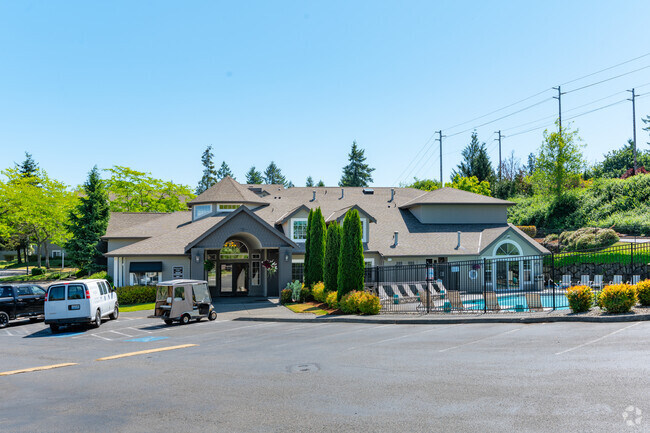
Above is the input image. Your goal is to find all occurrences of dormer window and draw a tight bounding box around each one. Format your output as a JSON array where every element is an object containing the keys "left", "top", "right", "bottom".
[
  {"left": 217, "top": 204, "right": 241, "bottom": 212},
  {"left": 291, "top": 218, "right": 308, "bottom": 242},
  {"left": 194, "top": 204, "right": 212, "bottom": 219}
]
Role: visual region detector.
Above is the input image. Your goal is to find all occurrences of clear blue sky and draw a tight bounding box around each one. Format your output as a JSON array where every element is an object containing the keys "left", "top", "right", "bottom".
[{"left": 1, "top": 1, "right": 649, "bottom": 190}]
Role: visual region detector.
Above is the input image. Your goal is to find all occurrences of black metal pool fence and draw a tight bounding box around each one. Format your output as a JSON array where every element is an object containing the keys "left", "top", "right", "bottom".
[{"left": 363, "top": 242, "right": 650, "bottom": 314}]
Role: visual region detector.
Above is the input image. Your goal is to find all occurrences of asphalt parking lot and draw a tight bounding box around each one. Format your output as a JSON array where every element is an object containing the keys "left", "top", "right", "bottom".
[{"left": 2, "top": 311, "right": 650, "bottom": 432}]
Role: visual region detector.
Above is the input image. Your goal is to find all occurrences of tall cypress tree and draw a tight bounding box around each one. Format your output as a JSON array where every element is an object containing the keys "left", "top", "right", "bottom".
[
  {"left": 65, "top": 166, "right": 110, "bottom": 274},
  {"left": 307, "top": 208, "right": 326, "bottom": 286},
  {"left": 337, "top": 209, "right": 365, "bottom": 299},
  {"left": 303, "top": 209, "right": 313, "bottom": 284},
  {"left": 324, "top": 221, "right": 341, "bottom": 292}
]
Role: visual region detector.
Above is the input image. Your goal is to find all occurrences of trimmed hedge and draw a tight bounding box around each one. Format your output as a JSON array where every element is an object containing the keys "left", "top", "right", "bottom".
[
  {"left": 566, "top": 285, "right": 594, "bottom": 313},
  {"left": 312, "top": 282, "right": 327, "bottom": 303},
  {"left": 31, "top": 267, "right": 45, "bottom": 276},
  {"left": 516, "top": 226, "right": 537, "bottom": 238},
  {"left": 115, "top": 285, "right": 156, "bottom": 305},
  {"left": 597, "top": 284, "right": 637, "bottom": 314},
  {"left": 324, "top": 222, "right": 341, "bottom": 293},
  {"left": 339, "top": 290, "right": 382, "bottom": 315},
  {"left": 280, "top": 289, "right": 292, "bottom": 305},
  {"left": 636, "top": 279, "right": 650, "bottom": 306}
]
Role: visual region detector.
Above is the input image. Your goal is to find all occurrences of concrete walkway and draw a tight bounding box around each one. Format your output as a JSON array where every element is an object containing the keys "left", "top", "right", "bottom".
[{"left": 211, "top": 297, "right": 298, "bottom": 321}]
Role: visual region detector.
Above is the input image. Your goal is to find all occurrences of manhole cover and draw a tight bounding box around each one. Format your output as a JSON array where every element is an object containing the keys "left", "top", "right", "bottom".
[{"left": 289, "top": 363, "right": 319, "bottom": 373}]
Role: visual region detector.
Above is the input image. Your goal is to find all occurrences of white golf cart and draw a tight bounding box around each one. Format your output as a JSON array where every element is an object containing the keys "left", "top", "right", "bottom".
[{"left": 154, "top": 279, "right": 217, "bottom": 325}]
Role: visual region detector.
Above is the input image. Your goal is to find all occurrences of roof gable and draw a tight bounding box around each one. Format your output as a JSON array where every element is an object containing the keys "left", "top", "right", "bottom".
[
  {"left": 399, "top": 187, "right": 513, "bottom": 208},
  {"left": 189, "top": 176, "right": 269, "bottom": 206}
]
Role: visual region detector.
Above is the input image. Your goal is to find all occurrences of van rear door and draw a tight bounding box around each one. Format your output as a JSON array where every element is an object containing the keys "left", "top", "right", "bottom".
[
  {"left": 66, "top": 284, "right": 90, "bottom": 318},
  {"left": 45, "top": 284, "right": 68, "bottom": 320}
]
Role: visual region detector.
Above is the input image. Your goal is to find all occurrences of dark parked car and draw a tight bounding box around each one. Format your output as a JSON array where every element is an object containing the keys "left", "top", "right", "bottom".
[{"left": 0, "top": 284, "right": 47, "bottom": 328}]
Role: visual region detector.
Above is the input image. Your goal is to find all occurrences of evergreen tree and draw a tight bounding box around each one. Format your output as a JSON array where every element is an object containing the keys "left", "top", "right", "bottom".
[
  {"left": 316, "top": 180, "right": 325, "bottom": 187},
  {"left": 339, "top": 141, "right": 375, "bottom": 187},
  {"left": 303, "top": 209, "right": 313, "bottom": 284},
  {"left": 337, "top": 209, "right": 364, "bottom": 299},
  {"left": 245, "top": 166, "right": 263, "bottom": 184},
  {"left": 263, "top": 161, "right": 289, "bottom": 186},
  {"left": 452, "top": 131, "right": 495, "bottom": 183},
  {"left": 306, "top": 176, "right": 314, "bottom": 187},
  {"left": 196, "top": 145, "right": 218, "bottom": 194},
  {"left": 216, "top": 161, "right": 234, "bottom": 181},
  {"left": 65, "top": 166, "right": 110, "bottom": 274},
  {"left": 324, "top": 221, "right": 341, "bottom": 293},
  {"left": 306, "top": 208, "right": 326, "bottom": 286},
  {"left": 16, "top": 152, "right": 39, "bottom": 178},
  {"left": 526, "top": 152, "right": 536, "bottom": 175}
]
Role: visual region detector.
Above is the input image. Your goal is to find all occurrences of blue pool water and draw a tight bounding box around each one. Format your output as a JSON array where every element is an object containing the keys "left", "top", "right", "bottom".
[{"left": 462, "top": 294, "right": 569, "bottom": 311}]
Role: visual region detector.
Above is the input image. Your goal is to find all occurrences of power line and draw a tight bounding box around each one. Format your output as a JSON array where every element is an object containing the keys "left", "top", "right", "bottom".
[
  {"left": 564, "top": 64, "right": 650, "bottom": 94},
  {"left": 392, "top": 132, "right": 437, "bottom": 185},
  {"left": 560, "top": 52, "right": 650, "bottom": 86}
]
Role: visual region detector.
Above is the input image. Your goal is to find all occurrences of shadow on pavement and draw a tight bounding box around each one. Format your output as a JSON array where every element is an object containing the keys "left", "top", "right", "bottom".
[{"left": 211, "top": 297, "right": 279, "bottom": 314}]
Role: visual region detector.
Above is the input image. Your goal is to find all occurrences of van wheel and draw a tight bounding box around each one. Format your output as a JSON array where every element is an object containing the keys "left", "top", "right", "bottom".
[
  {"left": 0, "top": 312, "right": 9, "bottom": 328},
  {"left": 109, "top": 305, "right": 119, "bottom": 320},
  {"left": 50, "top": 323, "right": 60, "bottom": 333},
  {"left": 180, "top": 314, "right": 190, "bottom": 325},
  {"left": 208, "top": 310, "right": 217, "bottom": 321},
  {"left": 93, "top": 310, "right": 102, "bottom": 328}
]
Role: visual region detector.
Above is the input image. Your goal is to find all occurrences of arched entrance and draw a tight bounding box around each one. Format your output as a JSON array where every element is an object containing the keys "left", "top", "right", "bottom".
[{"left": 494, "top": 240, "right": 522, "bottom": 291}]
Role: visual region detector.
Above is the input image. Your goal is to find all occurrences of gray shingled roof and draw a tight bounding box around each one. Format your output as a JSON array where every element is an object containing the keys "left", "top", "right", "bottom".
[
  {"left": 399, "top": 187, "right": 514, "bottom": 208},
  {"left": 189, "top": 176, "right": 268, "bottom": 206},
  {"left": 104, "top": 178, "right": 548, "bottom": 258}
]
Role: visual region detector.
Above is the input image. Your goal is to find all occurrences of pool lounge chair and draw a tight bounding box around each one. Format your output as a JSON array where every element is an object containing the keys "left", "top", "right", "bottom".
[
  {"left": 610, "top": 275, "right": 623, "bottom": 285},
  {"left": 484, "top": 291, "right": 501, "bottom": 311},
  {"left": 446, "top": 290, "right": 464, "bottom": 311},
  {"left": 416, "top": 288, "right": 436, "bottom": 313},
  {"left": 525, "top": 293, "right": 544, "bottom": 312},
  {"left": 579, "top": 275, "right": 590, "bottom": 286},
  {"left": 592, "top": 275, "right": 604, "bottom": 290},
  {"left": 630, "top": 275, "right": 641, "bottom": 285},
  {"left": 559, "top": 274, "right": 572, "bottom": 289}
]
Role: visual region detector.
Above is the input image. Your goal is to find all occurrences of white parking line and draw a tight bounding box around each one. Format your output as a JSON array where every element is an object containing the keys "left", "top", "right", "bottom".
[
  {"left": 128, "top": 326, "right": 152, "bottom": 334},
  {"left": 3, "top": 330, "right": 12, "bottom": 336},
  {"left": 555, "top": 322, "right": 642, "bottom": 355},
  {"left": 108, "top": 330, "right": 134, "bottom": 337},
  {"left": 439, "top": 327, "right": 522, "bottom": 353},
  {"left": 90, "top": 333, "right": 113, "bottom": 341}
]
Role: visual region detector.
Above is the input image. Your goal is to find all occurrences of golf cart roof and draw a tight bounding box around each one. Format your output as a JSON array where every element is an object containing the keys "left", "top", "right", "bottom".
[{"left": 157, "top": 279, "right": 208, "bottom": 287}]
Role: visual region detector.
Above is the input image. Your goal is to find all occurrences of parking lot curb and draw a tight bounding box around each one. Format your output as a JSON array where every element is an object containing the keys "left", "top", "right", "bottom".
[{"left": 233, "top": 313, "right": 650, "bottom": 325}]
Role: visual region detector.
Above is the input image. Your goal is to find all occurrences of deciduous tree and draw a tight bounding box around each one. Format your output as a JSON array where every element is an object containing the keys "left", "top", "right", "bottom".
[{"left": 533, "top": 123, "right": 585, "bottom": 197}]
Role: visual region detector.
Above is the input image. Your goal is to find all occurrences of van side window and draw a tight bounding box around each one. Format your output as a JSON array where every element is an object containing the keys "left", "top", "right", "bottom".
[
  {"left": 49, "top": 286, "right": 66, "bottom": 301},
  {"left": 99, "top": 282, "right": 107, "bottom": 295},
  {"left": 68, "top": 285, "right": 85, "bottom": 300}
]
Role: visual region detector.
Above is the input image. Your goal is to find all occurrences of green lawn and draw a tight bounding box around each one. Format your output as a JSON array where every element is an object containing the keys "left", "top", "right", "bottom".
[
  {"left": 0, "top": 258, "right": 68, "bottom": 270},
  {"left": 0, "top": 270, "right": 77, "bottom": 283},
  {"left": 119, "top": 303, "right": 155, "bottom": 312}
]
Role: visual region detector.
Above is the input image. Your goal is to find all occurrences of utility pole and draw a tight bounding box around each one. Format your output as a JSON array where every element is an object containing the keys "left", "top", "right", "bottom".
[
  {"left": 495, "top": 130, "right": 504, "bottom": 180},
  {"left": 553, "top": 86, "right": 564, "bottom": 132},
  {"left": 628, "top": 88, "right": 638, "bottom": 174},
  {"left": 435, "top": 131, "right": 444, "bottom": 184}
]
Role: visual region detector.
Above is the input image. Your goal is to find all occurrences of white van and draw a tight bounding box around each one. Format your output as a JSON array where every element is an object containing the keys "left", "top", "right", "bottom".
[{"left": 44, "top": 279, "right": 119, "bottom": 332}]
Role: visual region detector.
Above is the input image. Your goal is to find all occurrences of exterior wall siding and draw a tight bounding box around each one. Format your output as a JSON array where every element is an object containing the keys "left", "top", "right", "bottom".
[{"left": 410, "top": 204, "right": 507, "bottom": 224}]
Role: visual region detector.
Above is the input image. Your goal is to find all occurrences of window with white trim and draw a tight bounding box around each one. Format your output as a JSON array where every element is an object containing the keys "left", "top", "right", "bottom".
[
  {"left": 360, "top": 218, "right": 368, "bottom": 242},
  {"left": 193, "top": 204, "right": 212, "bottom": 219},
  {"left": 217, "top": 204, "right": 241, "bottom": 212},
  {"left": 251, "top": 262, "right": 260, "bottom": 285},
  {"left": 51, "top": 250, "right": 62, "bottom": 258},
  {"left": 130, "top": 272, "right": 161, "bottom": 286},
  {"left": 291, "top": 218, "right": 308, "bottom": 242}
]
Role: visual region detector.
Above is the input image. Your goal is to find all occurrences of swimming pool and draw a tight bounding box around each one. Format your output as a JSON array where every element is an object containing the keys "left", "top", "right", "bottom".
[{"left": 462, "top": 294, "right": 570, "bottom": 311}]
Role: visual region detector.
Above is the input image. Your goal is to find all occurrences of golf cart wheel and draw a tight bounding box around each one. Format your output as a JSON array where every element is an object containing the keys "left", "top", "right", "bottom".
[
  {"left": 92, "top": 310, "right": 102, "bottom": 328},
  {"left": 180, "top": 314, "right": 190, "bottom": 325},
  {"left": 109, "top": 305, "right": 119, "bottom": 320},
  {"left": 0, "top": 311, "right": 9, "bottom": 328},
  {"left": 50, "top": 323, "right": 60, "bottom": 333},
  {"left": 208, "top": 310, "right": 217, "bottom": 321},
  {"left": 195, "top": 316, "right": 202, "bottom": 322}
]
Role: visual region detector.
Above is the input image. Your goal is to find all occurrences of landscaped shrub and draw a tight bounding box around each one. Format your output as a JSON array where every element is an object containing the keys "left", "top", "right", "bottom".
[
  {"left": 337, "top": 209, "right": 365, "bottom": 300},
  {"left": 88, "top": 270, "right": 112, "bottom": 284},
  {"left": 312, "top": 282, "right": 327, "bottom": 303},
  {"left": 325, "top": 291, "right": 338, "bottom": 309},
  {"left": 558, "top": 227, "right": 619, "bottom": 251},
  {"left": 566, "top": 285, "right": 594, "bottom": 313},
  {"left": 75, "top": 269, "right": 86, "bottom": 278},
  {"left": 636, "top": 279, "right": 650, "bottom": 306},
  {"left": 31, "top": 267, "right": 45, "bottom": 276},
  {"left": 516, "top": 226, "right": 537, "bottom": 238},
  {"left": 597, "top": 284, "right": 637, "bottom": 314},
  {"left": 306, "top": 207, "right": 326, "bottom": 286},
  {"left": 358, "top": 292, "right": 381, "bottom": 315},
  {"left": 324, "top": 222, "right": 342, "bottom": 293},
  {"left": 115, "top": 285, "right": 156, "bottom": 305},
  {"left": 299, "top": 287, "right": 312, "bottom": 303},
  {"left": 280, "top": 289, "right": 292, "bottom": 305},
  {"left": 544, "top": 233, "right": 559, "bottom": 242},
  {"left": 285, "top": 280, "right": 303, "bottom": 302},
  {"left": 339, "top": 291, "right": 363, "bottom": 313}
]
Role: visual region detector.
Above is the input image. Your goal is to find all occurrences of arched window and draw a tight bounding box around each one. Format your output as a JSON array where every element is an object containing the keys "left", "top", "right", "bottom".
[
  {"left": 495, "top": 241, "right": 521, "bottom": 256},
  {"left": 220, "top": 240, "right": 249, "bottom": 260}
]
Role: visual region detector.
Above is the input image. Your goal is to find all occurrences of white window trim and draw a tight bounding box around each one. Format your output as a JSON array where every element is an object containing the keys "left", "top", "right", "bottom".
[
  {"left": 217, "top": 203, "right": 241, "bottom": 212},
  {"left": 364, "top": 258, "right": 375, "bottom": 267},
  {"left": 193, "top": 204, "right": 212, "bottom": 219},
  {"left": 290, "top": 218, "right": 309, "bottom": 243},
  {"left": 251, "top": 261, "right": 261, "bottom": 286},
  {"left": 491, "top": 239, "right": 522, "bottom": 257},
  {"left": 360, "top": 218, "right": 368, "bottom": 243},
  {"left": 292, "top": 259, "right": 304, "bottom": 264},
  {"left": 51, "top": 250, "right": 62, "bottom": 258}
]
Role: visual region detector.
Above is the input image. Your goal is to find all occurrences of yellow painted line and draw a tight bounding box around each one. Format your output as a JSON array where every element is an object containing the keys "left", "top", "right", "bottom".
[
  {"left": 95, "top": 344, "right": 198, "bottom": 361},
  {"left": 0, "top": 363, "right": 78, "bottom": 376}
]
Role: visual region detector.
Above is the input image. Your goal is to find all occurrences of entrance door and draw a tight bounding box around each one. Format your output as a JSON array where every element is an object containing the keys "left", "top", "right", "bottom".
[
  {"left": 496, "top": 260, "right": 520, "bottom": 290},
  {"left": 220, "top": 263, "right": 249, "bottom": 296}
]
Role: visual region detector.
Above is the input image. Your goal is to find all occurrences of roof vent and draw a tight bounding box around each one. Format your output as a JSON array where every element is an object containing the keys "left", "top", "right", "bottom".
[
  {"left": 394, "top": 231, "right": 399, "bottom": 247},
  {"left": 340, "top": 188, "right": 344, "bottom": 199},
  {"left": 310, "top": 190, "right": 316, "bottom": 202},
  {"left": 455, "top": 231, "right": 461, "bottom": 250},
  {"left": 389, "top": 188, "right": 395, "bottom": 202},
  {"left": 362, "top": 188, "right": 374, "bottom": 195}
]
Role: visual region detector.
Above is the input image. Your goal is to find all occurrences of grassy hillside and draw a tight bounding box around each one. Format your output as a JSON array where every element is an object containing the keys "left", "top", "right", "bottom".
[{"left": 508, "top": 174, "right": 650, "bottom": 235}]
